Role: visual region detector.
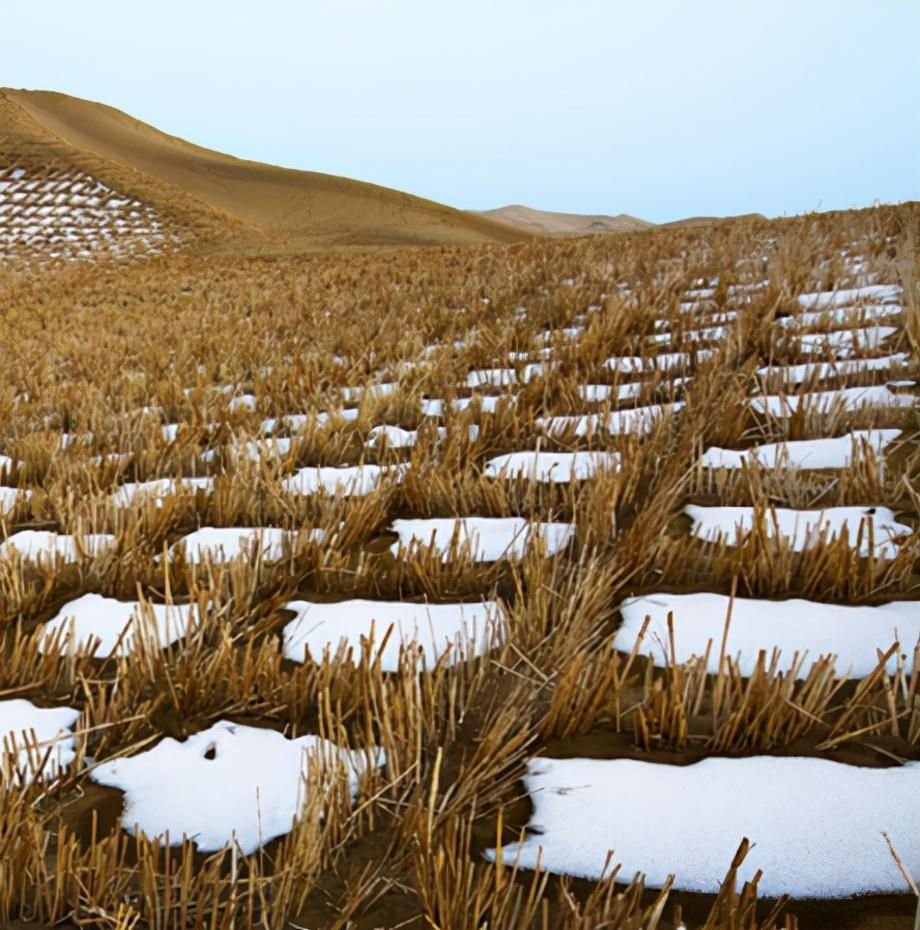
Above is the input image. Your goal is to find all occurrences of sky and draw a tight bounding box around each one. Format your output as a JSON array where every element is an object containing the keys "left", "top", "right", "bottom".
[{"left": 4, "top": 1, "right": 919, "bottom": 223}]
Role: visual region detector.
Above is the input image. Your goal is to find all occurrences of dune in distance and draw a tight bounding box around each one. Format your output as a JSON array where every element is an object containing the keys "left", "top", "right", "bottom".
[
  {"left": 0, "top": 87, "right": 527, "bottom": 252},
  {"left": 1, "top": 87, "right": 766, "bottom": 264},
  {"left": 474, "top": 203, "right": 768, "bottom": 236},
  {"left": 473, "top": 204, "right": 655, "bottom": 236}
]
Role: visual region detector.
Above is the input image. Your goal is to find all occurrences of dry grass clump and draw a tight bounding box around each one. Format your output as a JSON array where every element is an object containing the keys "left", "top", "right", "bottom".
[{"left": 0, "top": 200, "right": 914, "bottom": 928}]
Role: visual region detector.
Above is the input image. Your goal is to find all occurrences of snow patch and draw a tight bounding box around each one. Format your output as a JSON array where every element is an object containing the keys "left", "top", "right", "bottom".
[
  {"left": 0, "top": 530, "right": 116, "bottom": 563},
  {"left": 167, "top": 527, "right": 324, "bottom": 564},
  {"left": 389, "top": 517, "right": 573, "bottom": 561},
  {"left": 40, "top": 592, "right": 200, "bottom": 657},
  {"left": 617, "top": 591, "right": 920, "bottom": 678},
  {"left": 0, "top": 699, "right": 79, "bottom": 785},
  {"left": 699, "top": 429, "right": 900, "bottom": 470},
  {"left": 491, "top": 755, "right": 920, "bottom": 897},
  {"left": 282, "top": 463, "right": 407, "bottom": 496},
  {"left": 91, "top": 721, "right": 384, "bottom": 853},
  {"left": 483, "top": 451, "right": 621, "bottom": 482},
  {"left": 282, "top": 598, "right": 504, "bottom": 670},
  {"left": 684, "top": 504, "right": 911, "bottom": 558}
]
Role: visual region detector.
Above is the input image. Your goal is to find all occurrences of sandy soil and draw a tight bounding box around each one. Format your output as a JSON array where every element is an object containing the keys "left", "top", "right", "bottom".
[
  {"left": 474, "top": 203, "right": 654, "bottom": 235},
  {"left": 2, "top": 88, "right": 528, "bottom": 248}
]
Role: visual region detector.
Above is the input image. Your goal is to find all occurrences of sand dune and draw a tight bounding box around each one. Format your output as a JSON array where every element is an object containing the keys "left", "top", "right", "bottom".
[
  {"left": 660, "top": 212, "right": 766, "bottom": 229},
  {"left": 1, "top": 87, "right": 767, "bottom": 259},
  {"left": 1, "top": 89, "right": 527, "bottom": 249},
  {"left": 474, "top": 204, "right": 653, "bottom": 236}
]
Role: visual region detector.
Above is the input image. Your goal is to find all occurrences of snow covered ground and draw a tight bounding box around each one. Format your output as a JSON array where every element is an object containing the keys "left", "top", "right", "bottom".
[
  {"left": 795, "top": 284, "right": 901, "bottom": 308},
  {"left": 389, "top": 517, "right": 573, "bottom": 561},
  {"left": 166, "top": 527, "right": 325, "bottom": 564},
  {"left": 0, "top": 167, "right": 174, "bottom": 263},
  {"left": 92, "top": 721, "right": 384, "bottom": 853},
  {"left": 282, "top": 598, "right": 504, "bottom": 670},
  {"left": 282, "top": 463, "right": 407, "bottom": 496},
  {"left": 537, "top": 402, "right": 684, "bottom": 437},
  {"left": 699, "top": 429, "right": 900, "bottom": 470},
  {"left": 40, "top": 593, "right": 200, "bottom": 657},
  {"left": 684, "top": 504, "right": 912, "bottom": 558},
  {"left": 616, "top": 591, "right": 920, "bottom": 677},
  {"left": 491, "top": 755, "right": 920, "bottom": 897},
  {"left": 0, "top": 530, "right": 116, "bottom": 563},
  {"left": 0, "top": 699, "right": 80, "bottom": 785},
  {"left": 111, "top": 477, "right": 214, "bottom": 508},
  {"left": 483, "top": 451, "right": 621, "bottom": 482},
  {"left": 755, "top": 354, "right": 909, "bottom": 384},
  {"left": 795, "top": 325, "right": 897, "bottom": 357},
  {"left": 751, "top": 384, "right": 916, "bottom": 415}
]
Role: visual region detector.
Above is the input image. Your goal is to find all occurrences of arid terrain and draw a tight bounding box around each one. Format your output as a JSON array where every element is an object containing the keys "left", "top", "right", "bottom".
[
  {"left": 0, "top": 89, "right": 918, "bottom": 930},
  {"left": 472, "top": 205, "right": 654, "bottom": 236}
]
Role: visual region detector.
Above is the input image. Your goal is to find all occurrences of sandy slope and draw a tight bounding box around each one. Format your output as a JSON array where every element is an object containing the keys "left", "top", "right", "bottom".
[
  {"left": 660, "top": 213, "right": 766, "bottom": 228},
  {"left": 474, "top": 204, "right": 653, "bottom": 235},
  {"left": 2, "top": 89, "right": 527, "bottom": 248}
]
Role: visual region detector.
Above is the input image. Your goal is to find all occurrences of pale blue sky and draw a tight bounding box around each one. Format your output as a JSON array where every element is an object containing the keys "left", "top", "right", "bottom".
[{"left": 5, "top": 1, "right": 918, "bottom": 222}]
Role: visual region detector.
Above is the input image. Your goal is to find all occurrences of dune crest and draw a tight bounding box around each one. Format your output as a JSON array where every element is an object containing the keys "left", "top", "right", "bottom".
[
  {"left": 0, "top": 88, "right": 528, "bottom": 255},
  {"left": 474, "top": 203, "right": 653, "bottom": 235}
]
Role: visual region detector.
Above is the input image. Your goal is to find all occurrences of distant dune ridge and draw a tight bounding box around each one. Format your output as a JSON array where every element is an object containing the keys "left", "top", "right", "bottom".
[
  {"left": 0, "top": 88, "right": 527, "bottom": 252},
  {"left": 473, "top": 204, "right": 654, "bottom": 236},
  {"left": 659, "top": 213, "right": 766, "bottom": 229},
  {"left": 475, "top": 204, "right": 767, "bottom": 236},
  {"left": 0, "top": 87, "right": 766, "bottom": 264}
]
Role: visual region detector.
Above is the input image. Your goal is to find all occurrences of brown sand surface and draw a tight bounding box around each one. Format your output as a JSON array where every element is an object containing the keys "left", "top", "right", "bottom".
[
  {"left": 2, "top": 88, "right": 528, "bottom": 248},
  {"left": 475, "top": 202, "right": 654, "bottom": 235}
]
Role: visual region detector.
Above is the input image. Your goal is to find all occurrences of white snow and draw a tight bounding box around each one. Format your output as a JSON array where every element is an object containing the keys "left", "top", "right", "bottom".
[
  {"left": 420, "top": 398, "right": 445, "bottom": 417},
  {"left": 684, "top": 504, "right": 912, "bottom": 558},
  {"left": 260, "top": 414, "right": 313, "bottom": 435},
  {"left": 577, "top": 383, "right": 643, "bottom": 403},
  {"left": 483, "top": 451, "right": 621, "bottom": 482},
  {"left": 755, "top": 354, "right": 909, "bottom": 384},
  {"left": 684, "top": 286, "right": 716, "bottom": 298},
  {"left": 228, "top": 394, "right": 257, "bottom": 413},
  {"left": 282, "top": 598, "right": 504, "bottom": 670},
  {"left": 91, "top": 721, "right": 384, "bottom": 853},
  {"left": 0, "top": 486, "right": 31, "bottom": 515},
  {"left": 647, "top": 325, "right": 728, "bottom": 345},
  {"left": 775, "top": 304, "right": 902, "bottom": 330},
  {"left": 0, "top": 699, "right": 80, "bottom": 785},
  {"left": 796, "top": 325, "right": 897, "bottom": 356},
  {"left": 699, "top": 429, "right": 900, "bottom": 470},
  {"left": 40, "top": 592, "right": 199, "bottom": 657},
  {"left": 111, "top": 477, "right": 214, "bottom": 508},
  {"left": 491, "top": 754, "right": 920, "bottom": 897},
  {"left": 751, "top": 385, "right": 916, "bottom": 415},
  {"left": 365, "top": 425, "right": 430, "bottom": 448},
  {"left": 389, "top": 517, "right": 573, "bottom": 561},
  {"left": 341, "top": 383, "right": 397, "bottom": 403},
  {"left": 605, "top": 351, "right": 713, "bottom": 374},
  {"left": 236, "top": 437, "right": 293, "bottom": 462},
  {"left": 537, "top": 402, "right": 684, "bottom": 437},
  {"left": 365, "top": 424, "right": 479, "bottom": 448},
  {"left": 616, "top": 591, "right": 920, "bottom": 678},
  {"left": 168, "top": 527, "right": 324, "bottom": 564},
  {"left": 0, "top": 530, "right": 116, "bottom": 563},
  {"left": 522, "top": 362, "right": 556, "bottom": 382},
  {"left": 452, "top": 394, "right": 515, "bottom": 414},
  {"left": 465, "top": 368, "right": 517, "bottom": 388},
  {"left": 426, "top": 395, "right": 515, "bottom": 417},
  {"left": 796, "top": 284, "right": 901, "bottom": 308},
  {"left": 282, "top": 463, "right": 407, "bottom": 496}
]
